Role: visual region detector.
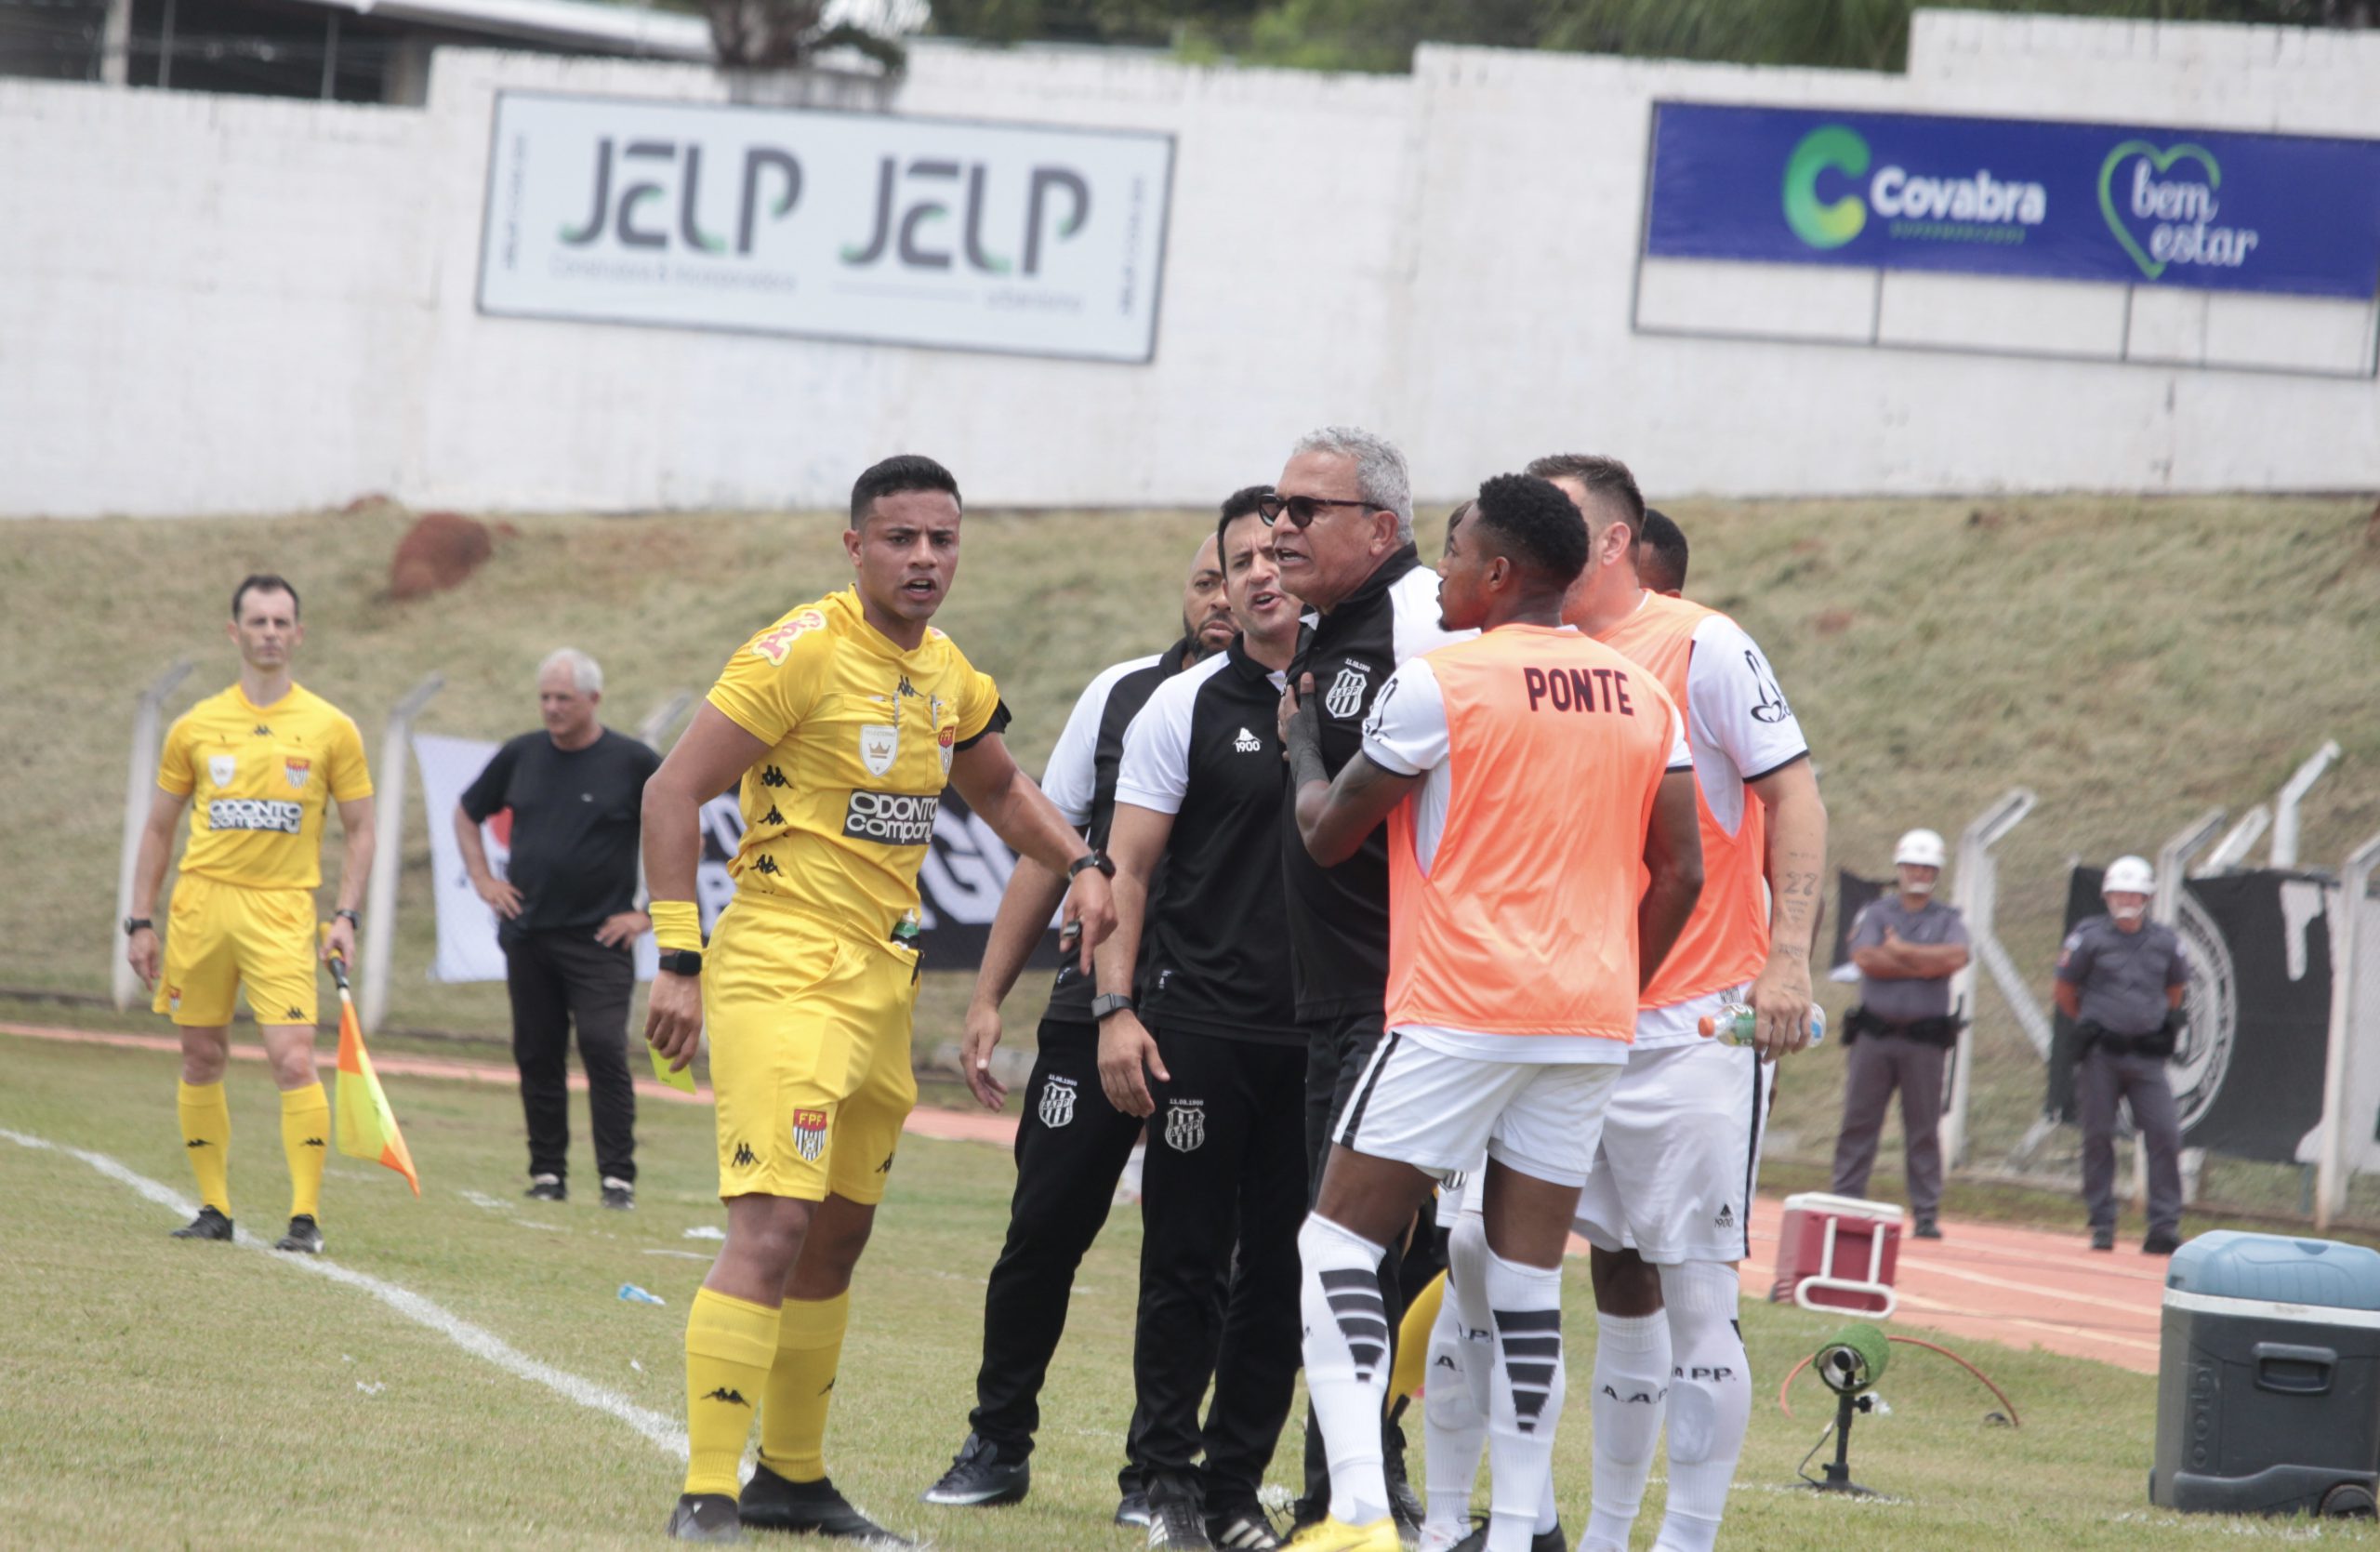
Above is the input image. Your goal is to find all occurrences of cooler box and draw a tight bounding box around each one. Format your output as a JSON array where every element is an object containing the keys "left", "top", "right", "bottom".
[
  {"left": 2152, "top": 1231, "right": 2380, "bottom": 1518},
  {"left": 1769, "top": 1192, "right": 1902, "bottom": 1318}
]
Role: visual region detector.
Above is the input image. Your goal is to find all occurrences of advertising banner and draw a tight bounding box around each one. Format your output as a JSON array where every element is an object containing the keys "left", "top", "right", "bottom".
[
  {"left": 478, "top": 91, "right": 1175, "bottom": 362},
  {"left": 1646, "top": 101, "right": 2380, "bottom": 299},
  {"left": 416, "top": 733, "right": 1059, "bottom": 985}
]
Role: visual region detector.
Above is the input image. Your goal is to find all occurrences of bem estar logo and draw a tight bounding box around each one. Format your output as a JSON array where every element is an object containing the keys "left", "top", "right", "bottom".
[
  {"left": 2097, "top": 139, "right": 2258, "bottom": 278},
  {"left": 1782, "top": 125, "right": 2046, "bottom": 249}
]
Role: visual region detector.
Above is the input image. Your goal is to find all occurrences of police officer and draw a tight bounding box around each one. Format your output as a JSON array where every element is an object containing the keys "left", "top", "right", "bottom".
[
  {"left": 1831, "top": 829, "right": 1970, "bottom": 1240},
  {"left": 2056, "top": 855, "right": 2189, "bottom": 1255},
  {"left": 1094, "top": 498, "right": 1308, "bottom": 1552},
  {"left": 923, "top": 515, "right": 1245, "bottom": 1522}
]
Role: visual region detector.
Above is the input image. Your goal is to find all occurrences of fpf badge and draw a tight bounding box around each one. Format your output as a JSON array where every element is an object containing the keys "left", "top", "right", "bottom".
[{"left": 791, "top": 1108, "right": 828, "bottom": 1162}]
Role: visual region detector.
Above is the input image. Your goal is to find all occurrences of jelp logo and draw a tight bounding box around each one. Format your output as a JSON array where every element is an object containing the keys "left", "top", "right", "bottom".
[
  {"left": 562, "top": 138, "right": 802, "bottom": 256},
  {"left": 1782, "top": 124, "right": 2045, "bottom": 248}
]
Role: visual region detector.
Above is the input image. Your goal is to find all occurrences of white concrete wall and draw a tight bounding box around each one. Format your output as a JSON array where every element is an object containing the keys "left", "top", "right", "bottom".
[{"left": 3, "top": 12, "right": 2376, "bottom": 516}]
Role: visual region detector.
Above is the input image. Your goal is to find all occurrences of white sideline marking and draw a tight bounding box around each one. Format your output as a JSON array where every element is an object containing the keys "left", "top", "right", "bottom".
[{"left": 0, "top": 1126, "right": 686, "bottom": 1460}]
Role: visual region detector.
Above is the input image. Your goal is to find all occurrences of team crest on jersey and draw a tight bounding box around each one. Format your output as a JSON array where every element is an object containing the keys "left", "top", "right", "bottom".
[
  {"left": 1163, "top": 1098, "right": 1206, "bottom": 1153},
  {"left": 1038, "top": 1075, "right": 1078, "bottom": 1130},
  {"left": 1324, "top": 667, "right": 1369, "bottom": 719},
  {"left": 284, "top": 756, "right": 311, "bottom": 789},
  {"left": 748, "top": 609, "right": 828, "bottom": 666},
  {"left": 791, "top": 1108, "right": 828, "bottom": 1162},
  {"left": 859, "top": 723, "right": 899, "bottom": 777},
  {"left": 208, "top": 754, "right": 236, "bottom": 788},
  {"left": 938, "top": 723, "right": 956, "bottom": 776}
]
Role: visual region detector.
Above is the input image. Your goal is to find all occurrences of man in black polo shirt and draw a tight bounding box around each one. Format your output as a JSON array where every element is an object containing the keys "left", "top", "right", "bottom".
[
  {"left": 455, "top": 648, "right": 661, "bottom": 1209},
  {"left": 1264, "top": 427, "right": 1469, "bottom": 1532},
  {"left": 1094, "top": 498, "right": 1307, "bottom": 1552},
  {"left": 923, "top": 514, "right": 1246, "bottom": 1523}
]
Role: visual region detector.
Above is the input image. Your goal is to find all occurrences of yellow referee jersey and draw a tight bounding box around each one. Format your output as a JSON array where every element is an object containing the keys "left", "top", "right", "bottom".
[
  {"left": 158, "top": 683, "right": 373, "bottom": 891},
  {"left": 706, "top": 587, "right": 1004, "bottom": 940}
]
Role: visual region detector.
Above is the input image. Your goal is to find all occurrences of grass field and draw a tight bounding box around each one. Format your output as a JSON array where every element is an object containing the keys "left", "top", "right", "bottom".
[
  {"left": 12, "top": 1025, "right": 2359, "bottom": 1551},
  {"left": 5, "top": 495, "right": 2377, "bottom": 1212}
]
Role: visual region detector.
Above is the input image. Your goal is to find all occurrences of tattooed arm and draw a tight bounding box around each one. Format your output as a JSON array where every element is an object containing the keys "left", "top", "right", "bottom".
[
  {"left": 1288, "top": 680, "right": 1420, "bottom": 868},
  {"left": 1748, "top": 756, "right": 1829, "bottom": 1058}
]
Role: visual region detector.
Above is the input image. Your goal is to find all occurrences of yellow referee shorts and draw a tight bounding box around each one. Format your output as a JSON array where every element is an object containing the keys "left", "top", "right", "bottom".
[
  {"left": 706, "top": 894, "right": 922, "bottom": 1206},
  {"left": 154, "top": 875, "right": 320, "bottom": 1028}
]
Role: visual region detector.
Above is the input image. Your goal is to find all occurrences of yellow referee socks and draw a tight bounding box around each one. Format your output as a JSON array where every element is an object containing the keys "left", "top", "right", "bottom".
[
  {"left": 178, "top": 1081, "right": 232, "bottom": 1215},
  {"left": 280, "top": 1082, "right": 330, "bottom": 1220},
  {"left": 757, "top": 1290, "right": 851, "bottom": 1484},
  {"left": 685, "top": 1288, "right": 781, "bottom": 1498}
]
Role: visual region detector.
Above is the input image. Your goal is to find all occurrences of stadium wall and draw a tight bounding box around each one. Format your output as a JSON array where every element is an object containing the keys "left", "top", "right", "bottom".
[{"left": 4, "top": 12, "right": 2377, "bottom": 517}]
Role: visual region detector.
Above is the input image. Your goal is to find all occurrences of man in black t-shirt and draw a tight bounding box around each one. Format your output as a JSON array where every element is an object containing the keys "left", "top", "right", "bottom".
[
  {"left": 1094, "top": 501, "right": 1307, "bottom": 1552},
  {"left": 456, "top": 648, "right": 662, "bottom": 1209}
]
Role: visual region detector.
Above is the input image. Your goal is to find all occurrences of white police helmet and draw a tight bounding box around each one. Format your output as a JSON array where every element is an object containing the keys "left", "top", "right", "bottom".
[
  {"left": 2103, "top": 856, "right": 2156, "bottom": 895},
  {"left": 1894, "top": 829, "right": 1948, "bottom": 869}
]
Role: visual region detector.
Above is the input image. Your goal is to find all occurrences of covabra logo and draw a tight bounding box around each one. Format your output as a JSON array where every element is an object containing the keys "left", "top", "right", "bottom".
[
  {"left": 1782, "top": 125, "right": 2046, "bottom": 249},
  {"left": 2097, "top": 140, "right": 2258, "bottom": 279}
]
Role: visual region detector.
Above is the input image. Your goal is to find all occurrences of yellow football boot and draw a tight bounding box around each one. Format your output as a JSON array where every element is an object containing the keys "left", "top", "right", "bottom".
[{"left": 1282, "top": 1517, "right": 1401, "bottom": 1552}]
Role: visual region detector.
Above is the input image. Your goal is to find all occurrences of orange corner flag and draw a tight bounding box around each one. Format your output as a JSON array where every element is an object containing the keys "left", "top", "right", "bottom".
[{"left": 328, "top": 956, "right": 420, "bottom": 1196}]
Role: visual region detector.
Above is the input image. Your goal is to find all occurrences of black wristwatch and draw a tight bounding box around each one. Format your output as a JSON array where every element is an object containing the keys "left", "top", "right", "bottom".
[
  {"left": 1069, "top": 851, "right": 1115, "bottom": 881},
  {"left": 334, "top": 909, "right": 361, "bottom": 928},
  {"left": 657, "top": 948, "right": 704, "bottom": 977},
  {"left": 123, "top": 916, "right": 152, "bottom": 936},
  {"left": 1091, "top": 993, "right": 1134, "bottom": 1023}
]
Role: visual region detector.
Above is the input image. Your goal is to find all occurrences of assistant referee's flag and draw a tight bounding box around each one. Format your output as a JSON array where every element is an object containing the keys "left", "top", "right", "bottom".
[{"left": 327, "top": 953, "right": 420, "bottom": 1196}]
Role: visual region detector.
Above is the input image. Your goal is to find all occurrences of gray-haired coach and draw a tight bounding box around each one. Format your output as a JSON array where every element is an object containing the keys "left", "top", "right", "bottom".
[{"left": 456, "top": 648, "right": 661, "bottom": 1208}]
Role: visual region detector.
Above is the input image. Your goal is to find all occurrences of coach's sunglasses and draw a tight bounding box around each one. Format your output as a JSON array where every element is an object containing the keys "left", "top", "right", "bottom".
[{"left": 1256, "top": 493, "right": 1380, "bottom": 529}]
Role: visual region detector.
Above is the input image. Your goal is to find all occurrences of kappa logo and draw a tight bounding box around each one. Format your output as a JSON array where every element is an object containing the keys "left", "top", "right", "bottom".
[
  {"left": 876, "top": 1154, "right": 894, "bottom": 1174},
  {"left": 748, "top": 609, "right": 827, "bottom": 666},
  {"left": 302, "top": 1136, "right": 326, "bottom": 1149},
  {"left": 1601, "top": 1383, "right": 1666, "bottom": 1404},
  {"left": 760, "top": 805, "right": 786, "bottom": 827},
  {"left": 208, "top": 798, "right": 303, "bottom": 834},
  {"left": 185, "top": 1137, "right": 211, "bottom": 1149},
  {"left": 700, "top": 1386, "right": 753, "bottom": 1407},
  {"left": 1163, "top": 1098, "right": 1206, "bottom": 1153},
  {"left": 1232, "top": 726, "right": 1262, "bottom": 754},
  {"left": 1038, "top": 1075, "right": 1079, "bottom": 1130},
  {"left": 752, "top": 854, "right": 782, "bottom": 876},
  {"left": 285, "top": 1006, "right": 306, "bottom": 1020},
  {"left": 252, "top": 723, "right": 272, "bottom": 736},
  {"left": 209, "top": 754, "right": 237, "bottom": 788},
  {"left": 791, "top": 1108, "right": 828, "bottom": 1163},
  {"left": 1323, "top": 667, "right": 1369, "bottom": 720},
  {"left": 842, "top": 789, "right": 937, "bottom": 847},
  {"left": 284, "top": 756, "right": 311, "bottom": 789},
  {"left": 759, "top": 765, "right": 789, "bottom": 788},
  {"left": 1433, "top": 1354, "right": 1458, "bottom": 1371},
  {"left": 897, "top": 675, "right": 920, "bottom": 698},
  {"left": 732, "top": 1141, "right": 758, "bottom": 1168},
  {"left": 859, "top": 723, "right": 899, "bottom": 778}
]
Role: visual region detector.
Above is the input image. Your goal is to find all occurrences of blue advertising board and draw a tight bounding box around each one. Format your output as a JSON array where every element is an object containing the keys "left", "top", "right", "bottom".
[{"left": 1645, "top": 102, "right": 2380, "bottom": 300}]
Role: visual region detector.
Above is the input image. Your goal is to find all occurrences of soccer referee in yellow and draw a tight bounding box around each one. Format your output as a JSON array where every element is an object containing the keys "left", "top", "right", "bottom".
[
  {"left": 126, "top": 574, "right": 376, "bottom": 1255},
  {"left": 643, "top": 456, "right": 1117, "bottom": 1545}
]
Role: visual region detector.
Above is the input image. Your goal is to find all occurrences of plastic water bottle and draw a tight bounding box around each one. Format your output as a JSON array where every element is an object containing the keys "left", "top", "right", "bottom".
[
  {"left": 1698, "top": 1002, "right": 1826, "bottom": 1048},
  {"left": 617, "top": 1283, "right": 668, "bottom": 1306}
]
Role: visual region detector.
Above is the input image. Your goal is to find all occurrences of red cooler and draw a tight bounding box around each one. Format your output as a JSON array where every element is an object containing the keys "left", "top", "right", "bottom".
[{"left": 1770, "top": 1192, "right": 1903, "bottom": 1317}]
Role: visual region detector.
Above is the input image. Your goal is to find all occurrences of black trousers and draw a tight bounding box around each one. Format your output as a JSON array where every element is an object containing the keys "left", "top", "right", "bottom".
[
  {"left": 503, "top": 928, "right": 637, "bottom": 1184},
  {"left": 1297, "top": 1013, "right": 1440, "bottom": 1513},
  {"left": 1132, "top": 1026, "right": 1308, "bottom": 1515},
  {"left": 968, "top": 1019, "right": 1147, "bottom": 1466}
]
